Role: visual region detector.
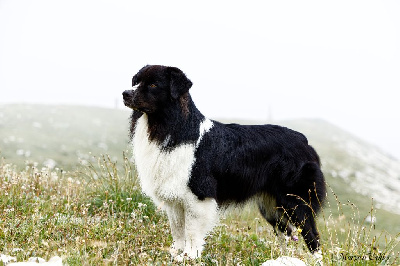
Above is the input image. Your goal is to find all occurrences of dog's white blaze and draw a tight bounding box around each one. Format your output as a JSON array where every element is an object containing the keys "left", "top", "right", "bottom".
[
  {"left": 132, "top": 114, "right": 217, "bottom": 259},
  {"left": 196, "top": 118, "right": 213, "bottom": 147}
]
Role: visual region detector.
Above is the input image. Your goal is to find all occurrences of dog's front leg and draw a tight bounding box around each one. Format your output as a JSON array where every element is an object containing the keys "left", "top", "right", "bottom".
[
  {"left": 176, "top": 198, "right": 219, "bottom": 261},
  {"left": 165, "top": 204, "right": 185, "bottom": 257}
]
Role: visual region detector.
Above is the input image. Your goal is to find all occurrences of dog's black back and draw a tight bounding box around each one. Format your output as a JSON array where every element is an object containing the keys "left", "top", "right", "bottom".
[{"left": 190, "top": 122, "right": 324, "bottom": 206}]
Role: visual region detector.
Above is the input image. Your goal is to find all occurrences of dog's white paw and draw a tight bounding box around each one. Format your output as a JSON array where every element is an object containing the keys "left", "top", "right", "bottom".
[
  {"left": 173, "top": 249, "right": 201, "bottom": 262},
  {"left": 173, "top": 253, "right": 185, "bottom": 262},
  {"left": 169, "top": 247, "right": 180, "bottom": 258},
  {"left": 313, "top": 249, "right": 323, "bottom": 264},
  {"left": 169, "top": 243, "right": 184, "bottom": 258}
]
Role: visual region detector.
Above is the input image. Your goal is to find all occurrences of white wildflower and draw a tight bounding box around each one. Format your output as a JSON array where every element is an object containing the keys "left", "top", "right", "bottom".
[
  {"left": 11, "top": 248, "right": 24, "bottom": 253},
  {"left": 51, "top": 172, "right": 58, "bottom": 181},
  {"left": 137, "top": 202, "right": 147, "bottom": 208}
]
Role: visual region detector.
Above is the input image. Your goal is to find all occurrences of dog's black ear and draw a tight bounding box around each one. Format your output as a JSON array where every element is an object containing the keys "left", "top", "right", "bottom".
[
  {"left": 168, "top": 67, "right": 193, "bottom": 99},
  {"left": 132, "top": 74, "right": 139, "bottom": 87},
  {"left": 132, "top": 65, "right": 150, "bottom": 87}
]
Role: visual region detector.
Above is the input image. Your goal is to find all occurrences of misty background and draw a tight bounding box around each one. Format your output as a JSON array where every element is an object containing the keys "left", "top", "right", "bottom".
[{"left": 1, "top": 0, "right": 400, "bottom": 160}]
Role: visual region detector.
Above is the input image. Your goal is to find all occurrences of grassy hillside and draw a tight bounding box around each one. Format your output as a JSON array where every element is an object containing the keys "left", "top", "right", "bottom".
[
  {"left": 1, "top": 153, "right": 399, "bottom": 265},
  {"left": 0, "top": 104, "right": 399, "bottom": 264}
]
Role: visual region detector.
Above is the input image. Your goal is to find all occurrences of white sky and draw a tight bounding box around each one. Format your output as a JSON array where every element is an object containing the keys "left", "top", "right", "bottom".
[{"left": 1, "top": 0, "right": 400, "bottom": 159}]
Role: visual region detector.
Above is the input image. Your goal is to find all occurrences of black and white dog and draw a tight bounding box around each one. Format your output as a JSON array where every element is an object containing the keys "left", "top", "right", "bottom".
[{"left": 123, "top": 65, "right": 326, "bottom": 261}]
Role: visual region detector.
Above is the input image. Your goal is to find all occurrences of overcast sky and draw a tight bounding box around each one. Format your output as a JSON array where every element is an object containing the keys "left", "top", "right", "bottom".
[{"left": 1, "top": 0, "right": 399, "bottom": 159}]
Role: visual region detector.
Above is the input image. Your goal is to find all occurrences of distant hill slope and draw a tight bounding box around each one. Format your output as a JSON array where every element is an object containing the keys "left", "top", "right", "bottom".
[
  {"left": 0, "top": 104, "right": 131, "bottom": 169},
  {"left": 1, "top": 104, "right": 400, "bottom": 232}
]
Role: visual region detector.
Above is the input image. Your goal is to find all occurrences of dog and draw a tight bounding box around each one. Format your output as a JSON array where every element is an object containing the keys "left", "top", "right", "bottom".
[{"left": 123, "top": 65, "right": 326, "bottom": 261}]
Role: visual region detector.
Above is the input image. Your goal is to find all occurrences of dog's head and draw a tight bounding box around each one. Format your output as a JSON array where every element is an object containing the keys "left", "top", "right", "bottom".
[{"left": 122, "top": 65, "right": 193, "bottom": 114}]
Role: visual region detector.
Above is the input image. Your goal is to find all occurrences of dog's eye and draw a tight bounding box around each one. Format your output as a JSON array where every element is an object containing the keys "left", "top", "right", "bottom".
[{"left": 149, "top": 84, "right": 157, "bottom": 88}]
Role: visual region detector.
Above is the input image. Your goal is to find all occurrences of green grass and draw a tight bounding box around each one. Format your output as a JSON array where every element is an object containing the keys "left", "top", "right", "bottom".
[{"left": 1, "top": 156, "right": 399, "bottom": 265}]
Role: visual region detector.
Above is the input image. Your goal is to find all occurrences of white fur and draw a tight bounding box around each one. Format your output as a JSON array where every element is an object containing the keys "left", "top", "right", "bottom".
[
  {"left": 196, "top": 118, "right": 213, "bottom": 147},
  {"left": 132, "top": 114, "right": 218, "bottom": 260}
]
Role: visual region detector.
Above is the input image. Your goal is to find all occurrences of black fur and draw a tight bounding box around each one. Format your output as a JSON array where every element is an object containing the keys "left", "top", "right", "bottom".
[{"left": 123, "top": 65, "right": 326, "bottom": 253}]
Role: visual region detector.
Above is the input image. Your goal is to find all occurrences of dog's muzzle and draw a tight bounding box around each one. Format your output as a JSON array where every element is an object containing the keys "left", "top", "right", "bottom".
[
  {"left": 122, "top": 90, "right": 135, "bottom": 107},
  {"left": 123, "top": 90, "right": 146, "bottom": 112}
]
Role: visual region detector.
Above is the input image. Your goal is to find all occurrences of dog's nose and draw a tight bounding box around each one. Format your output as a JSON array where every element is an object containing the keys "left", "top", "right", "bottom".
[{"left": 122, "top": 90, "right": 132, "bottom": 99}]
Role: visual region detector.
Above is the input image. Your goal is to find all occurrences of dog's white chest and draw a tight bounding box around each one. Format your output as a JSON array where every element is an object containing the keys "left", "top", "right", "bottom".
[{"left": 132, "top": 115, "right": 197, "bottom": 204}]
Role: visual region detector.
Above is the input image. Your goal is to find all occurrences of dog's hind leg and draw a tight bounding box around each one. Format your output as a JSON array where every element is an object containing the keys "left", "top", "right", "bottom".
[
  {"left": 165, "top": 203, "right": 185, "bottom": 257},
  {"left": 257, "top": 194, "right": 297, "bottom": 241},
  {"left": 292, "top": 207, "right": 321, "bottom": 253},
  {"left": 280, "top": 197, "right": 321, "bottom": 254},
  {"left": 175, "top": 197, "right": 219, "bottom": 261}
]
